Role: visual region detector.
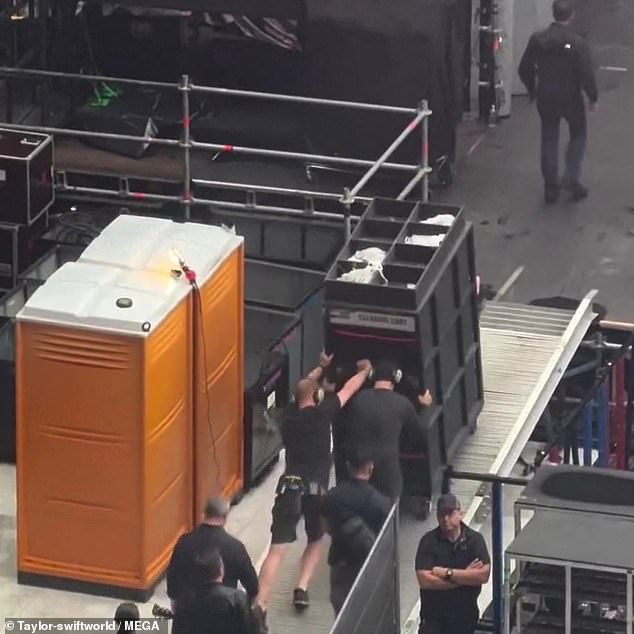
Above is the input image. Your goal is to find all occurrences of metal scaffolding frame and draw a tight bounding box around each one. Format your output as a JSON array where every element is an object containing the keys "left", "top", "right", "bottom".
[{"left": 0, "top": 66, "right": 432, "bottom": 236}]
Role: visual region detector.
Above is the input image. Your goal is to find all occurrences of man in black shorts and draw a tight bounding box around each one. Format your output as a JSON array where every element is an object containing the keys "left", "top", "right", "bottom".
[
  {"left": 254, "top": 353, "right": 372, "bottom": 625},
  {"left": 344, "top": 359, "right": 432, "bottom": 501}
]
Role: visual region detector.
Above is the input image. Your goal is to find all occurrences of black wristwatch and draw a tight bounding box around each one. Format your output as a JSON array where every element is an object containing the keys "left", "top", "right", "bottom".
[{"left": 445, "top": 568, "right": 454, "bottom": 581}]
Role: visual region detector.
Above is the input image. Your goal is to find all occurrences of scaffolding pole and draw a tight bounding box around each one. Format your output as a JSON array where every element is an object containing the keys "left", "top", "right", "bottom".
[
  {"left": 193, "top": 178, "right": 373, "bottom": 204},
  {"left": 343, "top": 106, "right": 431, "bottom": 203},
  {"left": 54, "top": 182, "right": 347, "bottom": 222},
  {"left": 0, "top": 67, "right": 430, "bottom": 226},
  {"left": 179, "top": 74, "right": 192, "bottom": 221}
]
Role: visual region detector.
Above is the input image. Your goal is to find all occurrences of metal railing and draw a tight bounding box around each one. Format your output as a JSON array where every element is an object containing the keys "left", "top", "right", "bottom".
[
  {"left": 329, "top": 503, "right": 401, "bottom": 634},
  {"left": 0, "top": 67, "right": 431, "bottom": 236}
]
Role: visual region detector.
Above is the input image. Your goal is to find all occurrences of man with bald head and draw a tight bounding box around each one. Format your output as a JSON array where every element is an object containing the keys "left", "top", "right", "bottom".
[
  {"left": 167, "top": 496, "right": 258, "bottom": 614},
  {"left": 254, "top": 352, "right": 372, "bottom": 627}
]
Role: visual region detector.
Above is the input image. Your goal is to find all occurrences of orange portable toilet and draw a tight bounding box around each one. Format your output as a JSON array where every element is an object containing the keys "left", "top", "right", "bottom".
[
  {"left": 16, "top": 261, "right": 194, "bottom": 598},
  {"left": 80, "top": 215, "right": 245, "bottom": 518}
]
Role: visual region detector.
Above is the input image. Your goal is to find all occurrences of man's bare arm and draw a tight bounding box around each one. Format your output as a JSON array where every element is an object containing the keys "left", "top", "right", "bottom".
[
  {"left": 450, "top": 564, "right": 491, "bottom": 586},
  {"left": 306, "top": 351, "right": 333, "bottom": 381},
  {"left": 336, "top": 360, "right": 372, "bottom": 407},
  {"left": 432, "top": 561, "right": 491, "bottom": 587},
  {"left": 416, "top": 570, "right": 455, "bottom": 591}
]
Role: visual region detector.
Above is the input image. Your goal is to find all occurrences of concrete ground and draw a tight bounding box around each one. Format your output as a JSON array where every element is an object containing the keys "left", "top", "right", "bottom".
[
  {"left": 438, "top": 0, "right": 634, "bottom": 322},
  {"left": 0, "top": 458, "right": 284, "bottom": 621}
]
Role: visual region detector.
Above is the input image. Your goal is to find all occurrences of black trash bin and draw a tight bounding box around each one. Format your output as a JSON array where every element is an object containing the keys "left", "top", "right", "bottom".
[
  {"left": 0, "top": 247, "right": 84, "bottom": 464},
  {"left": 244, "top": 306, "right": 302, "bottom": 488},
  {"left": 0, "top": 284, "right": 28, "bottom": 464},
  {"left": 245, "top": 260, "right": 325, "bottom": 385}
]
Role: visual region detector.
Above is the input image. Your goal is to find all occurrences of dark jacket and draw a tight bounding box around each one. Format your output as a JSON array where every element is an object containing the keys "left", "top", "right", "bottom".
[
  {"left": 173, "top": 582, "right": 257, "bottom": 634},
  {"left": 321, "top": 478, "right": 392, "bottom": 566},
  {"left": 518, "top": 22, "right": 598, "bottom": 104},
  {"left": 167, "top": 525, "right": 259, "bottom": 601}
]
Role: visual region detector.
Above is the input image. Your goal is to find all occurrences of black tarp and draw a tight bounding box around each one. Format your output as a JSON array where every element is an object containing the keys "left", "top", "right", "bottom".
[
  {"left": 303, "top": 0, "right": 468, "bottom": 164},
  {"left": 61, "top": 0, "right": 470, "bottom": 167}
]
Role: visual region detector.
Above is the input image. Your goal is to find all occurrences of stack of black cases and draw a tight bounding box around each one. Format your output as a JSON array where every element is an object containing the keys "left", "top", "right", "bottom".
[{"left": 324, "top": 198, "right": 483, "bottom": 514}]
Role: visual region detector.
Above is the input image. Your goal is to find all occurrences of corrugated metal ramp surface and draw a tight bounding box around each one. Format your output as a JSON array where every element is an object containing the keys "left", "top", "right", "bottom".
[
  {"left": 450, "top": 296, "right": 598, "bottom": 518},
  {"left": 265, "top": 295, "right": 596, "bottom": 634}
]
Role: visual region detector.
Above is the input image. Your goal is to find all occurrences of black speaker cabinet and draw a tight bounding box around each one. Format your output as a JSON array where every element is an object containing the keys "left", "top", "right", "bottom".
[{"left": 0, "top": 128, "right": 54, "bottom": 225}]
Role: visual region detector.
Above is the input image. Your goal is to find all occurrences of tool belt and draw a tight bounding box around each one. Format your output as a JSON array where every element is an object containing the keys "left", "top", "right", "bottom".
[
  {"left": 276, "top": 475, "right": 306, "bottom": 496},
  {"left": 276, "top": 475, "right": 326, "bottom": 496}
]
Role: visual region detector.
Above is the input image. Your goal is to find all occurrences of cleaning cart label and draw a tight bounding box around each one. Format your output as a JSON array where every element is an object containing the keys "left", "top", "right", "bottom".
[{"left": 328, "top": 309, "right": 416, "bottom": 333}]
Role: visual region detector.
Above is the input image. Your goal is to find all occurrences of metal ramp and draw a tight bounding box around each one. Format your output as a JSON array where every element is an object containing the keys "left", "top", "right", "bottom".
[
  {"left": 450, "top": 295, "right": 598, "bottom": 520},
  {"left": 264, "top": 294, "right": 597, "bottom": 634}
]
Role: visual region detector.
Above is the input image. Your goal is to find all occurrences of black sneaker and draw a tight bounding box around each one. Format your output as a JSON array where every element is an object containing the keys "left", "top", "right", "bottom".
[
  {"left": 567, "top": 183, "right": 588, "bottom": 202},
  {"left": 252, "top": 605, "right": 269, "bottom": 634},
  {"left": 544, "top": 185, "right": 560, "bottom": 204},
  {"left": 293, "top": 587, "right": 310, "bottom": 610}
]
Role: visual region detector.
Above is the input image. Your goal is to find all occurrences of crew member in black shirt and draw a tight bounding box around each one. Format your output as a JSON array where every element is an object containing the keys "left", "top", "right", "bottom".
[
  {"left": 174, "top": 548, "right": 257, "bottom": 634},
  {"left": 254, "top": 353, "right": 372, "bottom": 623},
  {"left": 321, "top": 446, "right": 392, "bottom": 614},
  {"left": 344, "top": 359, "right": 432, "bottom": 501},
  {"left": 167, "top": 497, "right": 258, "bottom": 612},
  {"left": 322, "top": 364, "right": 349, "bottom": 485},
  {"left": 518, "top": 0, "right": 598, "bottom": 203},
  {"left": 415, "top": 494, "right": 491, "bottom": 634}
]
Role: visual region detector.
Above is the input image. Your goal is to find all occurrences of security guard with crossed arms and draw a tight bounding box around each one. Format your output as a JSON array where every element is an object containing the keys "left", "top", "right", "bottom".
[{"left": 253, "top": 352, "right": 372, "bottom": 632}]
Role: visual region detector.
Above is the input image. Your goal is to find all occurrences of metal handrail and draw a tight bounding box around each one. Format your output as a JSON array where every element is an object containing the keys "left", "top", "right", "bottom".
[
  {"left": 191, "top": 139, "right": 418, "bottom": 173},
  {"left": 0, "top": 66, "right": 418, "bottom": 114},
  {"left": 0, "top": 121, "right": 179, "bottom": 146},
  {"left": 189, "top": 81, "right": 418, "bottom": 114},
  {"left": 0, "top": 67, "right": 432, "bottom": 229},
  {"left": 344, "top": 104, "right": 430, "bottom": 202},
  {"left": 192, "top": 178, "right": 372, "bottom": 204}
]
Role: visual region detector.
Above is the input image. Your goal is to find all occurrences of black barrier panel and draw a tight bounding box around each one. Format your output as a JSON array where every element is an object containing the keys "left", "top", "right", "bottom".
[
  {"left": 0, "top": 284, "right": 28, "bottom": 464},
  {"left": 330, "top": 504, "right": 400, "bottom": 634}
]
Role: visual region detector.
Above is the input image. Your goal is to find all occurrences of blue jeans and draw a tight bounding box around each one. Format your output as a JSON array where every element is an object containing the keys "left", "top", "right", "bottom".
[{"left": 538, "top": 100, "right": 587, "bottom": 190}]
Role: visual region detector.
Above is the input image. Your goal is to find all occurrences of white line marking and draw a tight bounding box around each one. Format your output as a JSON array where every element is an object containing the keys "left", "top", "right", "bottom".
[
  {"left": 493, "top": 266, "right": 525, "bottom": 302},
  {"left": 466, "top": 132, "right": 487, "bottom": 157},
  {"left": 600, "top": 65, "right": 628, "bottom": 72}
]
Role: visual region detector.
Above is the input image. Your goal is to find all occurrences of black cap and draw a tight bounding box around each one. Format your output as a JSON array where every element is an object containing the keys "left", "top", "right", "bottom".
[
  {"left": 114, "top": 602, "right": 139, "bottom": 621},
  {"left": 373, "top": 359, "right": 399, "bottom": 383},
  {"left": 436, "top": 493, "right": 460, "bottom": 514},
  {"left": 345, "top": 444, "right": 375, "bottom": 471}
]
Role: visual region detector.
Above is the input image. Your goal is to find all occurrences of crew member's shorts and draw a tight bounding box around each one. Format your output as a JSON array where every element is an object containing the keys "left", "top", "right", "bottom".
[{"left": 270, "top": 490, "right": 325, "bottom": 544}]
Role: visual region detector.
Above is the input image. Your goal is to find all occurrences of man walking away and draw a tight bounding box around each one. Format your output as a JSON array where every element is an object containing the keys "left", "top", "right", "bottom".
[
  {"left": 167, "top": 497, "right": 259, "bottom": 613},
  {"left": 518, "top": 0, "right": 598, "bottom": 204},
  {"left": 174, "top": 549, "right": 258, "bottom": 634},
  {"left": 254, "top": 354, "right": 372, "bottom": 629},
  {"left": 321, "top": 446, "right": 392, "bottom": 615},
  {"left": 415, "top": 494, "right": 490, "bottom": 634}
]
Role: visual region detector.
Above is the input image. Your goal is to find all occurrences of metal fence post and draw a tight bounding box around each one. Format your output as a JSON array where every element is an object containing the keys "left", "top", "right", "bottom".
[
  {"left": 420, "top": 100, "right": 429, "bottom": 203},
  {"left": 394, "top": 504, "right": 401, "bottom": 632},
  {"left": 614, "top": 359, "right": 627, "bottom": 469},
  {"left": 441, "top": 465, "right": 453, "bottom": 494},
  {"left": 583, "top": 401, "right": 593, "bottom": 466},
  {"left": 597, "top": 380, "right": 609, "bottom": 467},
  {"left": 179, "top": 74, "right": 192, "bottom": 221},
  {"left": 492, "top": 480, "right": 504, "bottom": 634},
  {"left": 341, "top": 188, "right": 353, "bottom": 240}
]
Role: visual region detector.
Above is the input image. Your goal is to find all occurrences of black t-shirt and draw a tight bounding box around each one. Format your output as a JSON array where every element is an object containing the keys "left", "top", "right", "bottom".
[
  {"left": 283, "top": 393, "right": 341, "bottom": 487},
  {"left": 167, "top": 525, "right": 259, "bottom": 600},
  {"left": 345, "top": 388, "right": 420, "bottom": 463},
  {"left": 415, "top": 524, "right": 490, "bottom": 618},
  {"left": 174, "top": 582, "right": 257, "bottom": 634},
  {"left": 321, "top": 478, "right": 392, "bottom": 565}
]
